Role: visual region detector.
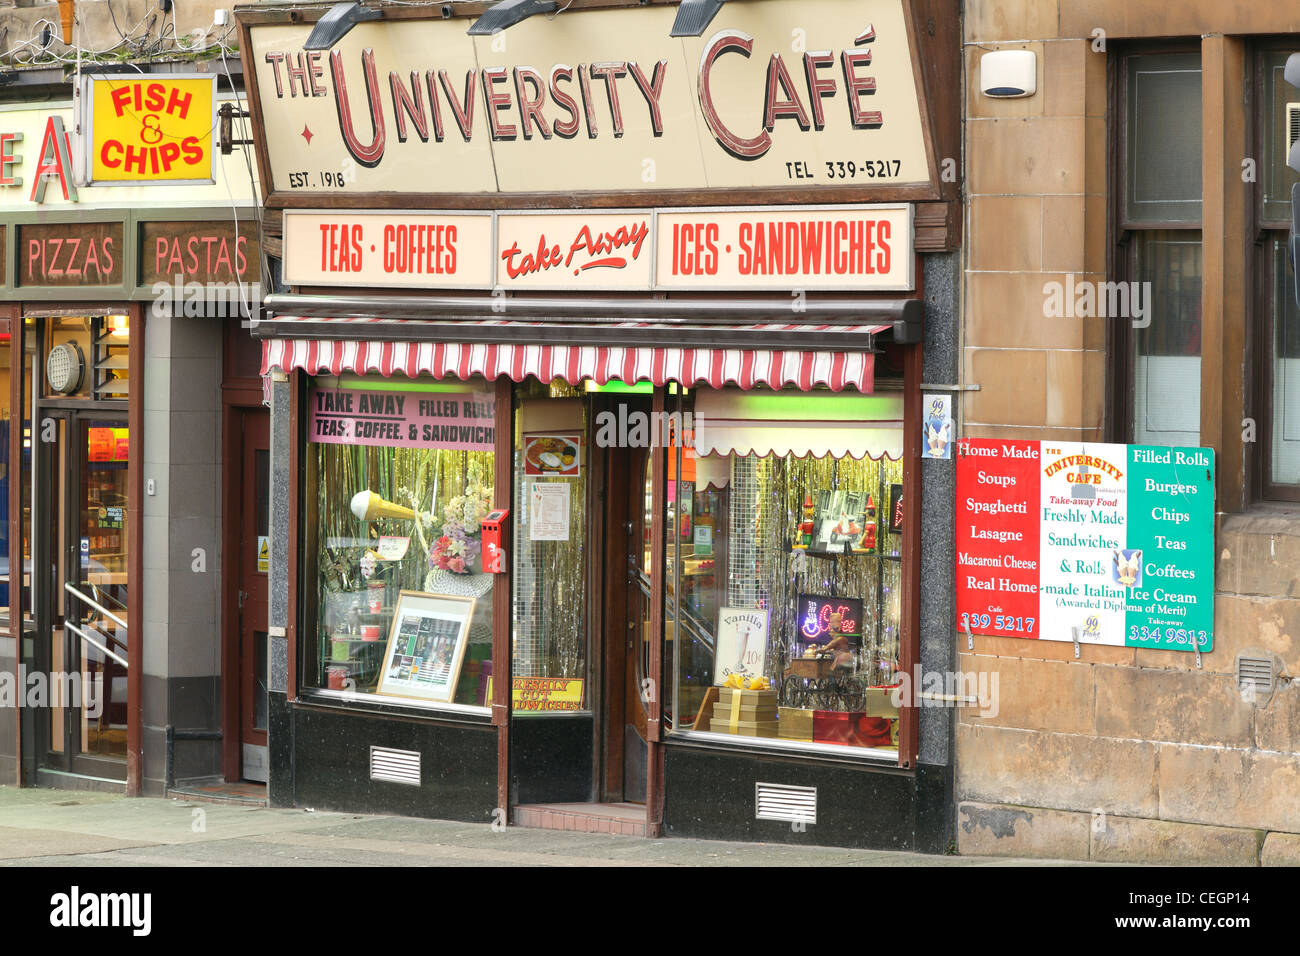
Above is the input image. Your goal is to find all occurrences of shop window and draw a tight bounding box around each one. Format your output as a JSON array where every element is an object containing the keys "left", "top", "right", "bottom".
[
  {"left": 1132, "top": 232, "right": 1203, "bottom": 447},
  {"left": 666, "top": 386, "right": 904, "bottom": 755},
  {"left": 1114, "top": 50, "right": 1203, "bottom": 446},
  {"left": 1125, "top": 53, "right": 1203, "bottom": 225},
  {"left": 510, "top": 378, "right": 589, "bottom": 712},
  {"left": 1269, "top": 239, "right": 1300, "bottom": 487},
  {"left": 303, "top": 375, "right": 496, "bottom": 710},
  {"left": 1256, "top": 48, "right": 1300, "bottom": 498},
  {"left": 40, "top": 316, "right": 129, "bottom": 401}
]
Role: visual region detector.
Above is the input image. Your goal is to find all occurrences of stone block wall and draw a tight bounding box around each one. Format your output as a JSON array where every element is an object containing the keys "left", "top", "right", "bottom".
[{"left": 958, "top": 1, "right": 1300, "bottom": 864}]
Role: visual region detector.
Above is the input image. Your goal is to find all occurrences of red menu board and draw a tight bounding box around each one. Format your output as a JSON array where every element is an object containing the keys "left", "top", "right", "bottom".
[{"left": 956, "top": 439, "right": 1042, "bottom": 638}]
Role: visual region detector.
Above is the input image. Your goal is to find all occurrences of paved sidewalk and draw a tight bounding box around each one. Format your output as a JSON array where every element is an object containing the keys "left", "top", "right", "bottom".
[{"left": 0, "top": 786, "right": 1084, "bottom": 866}]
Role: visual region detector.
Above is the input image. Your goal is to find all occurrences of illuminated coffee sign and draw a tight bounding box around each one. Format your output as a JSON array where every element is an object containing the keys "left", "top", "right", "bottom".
[
  {"left": 283, "top": 204, "right": 912, "bottom": 291},
  {"left": 246, "top": 0, "right": 935, "bottom": 198}
]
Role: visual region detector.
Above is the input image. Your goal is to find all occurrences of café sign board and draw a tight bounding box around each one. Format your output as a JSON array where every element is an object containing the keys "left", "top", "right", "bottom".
[
  {"left": 245, "top": 0, "right": 937, "bottom": 200},
  {"left": 283, "top": 204, "right": 913, "bottom": 291},
  {"left": 955, "top": 439, "right": 1215, "bottom": 653}
]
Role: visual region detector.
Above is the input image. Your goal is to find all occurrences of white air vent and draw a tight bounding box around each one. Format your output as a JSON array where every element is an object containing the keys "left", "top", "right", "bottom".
[
  {"left": 755, "top": 782, "right": 817, "bottom": 824},
  {"left": 370, "top": 746, "right": 421, "bottom": 786},
  {"left": 1287, "top": 104, "right": 1300, "bottom": 160},
  {"left": 1237, "top": 654, "right": 1275, "bottom": 705}
]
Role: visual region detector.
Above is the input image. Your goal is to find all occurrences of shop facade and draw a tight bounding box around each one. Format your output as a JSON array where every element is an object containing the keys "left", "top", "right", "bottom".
[
  {"left": 240, "top": 0, "right": 962, "bottom": 848},
  {"left": 0, "top": 78, "right": 265, "bottom": 796},
  {"left": 958, "top": 3, "right": 1300, "bottom": 863}
]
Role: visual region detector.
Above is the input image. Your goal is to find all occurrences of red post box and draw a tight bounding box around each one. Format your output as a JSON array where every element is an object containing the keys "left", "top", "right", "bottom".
[{"left": 481, "top": 508, "right": 509, "bottom": 574}]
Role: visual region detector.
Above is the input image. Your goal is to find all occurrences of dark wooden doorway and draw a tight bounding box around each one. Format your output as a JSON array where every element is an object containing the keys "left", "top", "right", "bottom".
[
  {"left": 599, "top": 400, "right": 652, "bottom": 804},
  {"left": 223, "top": 401, "right": 270, "bottom": 782}
]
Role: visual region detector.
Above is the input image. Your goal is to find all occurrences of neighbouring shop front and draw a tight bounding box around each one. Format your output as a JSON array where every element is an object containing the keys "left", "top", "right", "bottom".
[
  {"left": 0, "top": 76, "right": 264, "bottom": 795},
  {"left": 241, "top": 0, "right": 962, "bottom": 849}
]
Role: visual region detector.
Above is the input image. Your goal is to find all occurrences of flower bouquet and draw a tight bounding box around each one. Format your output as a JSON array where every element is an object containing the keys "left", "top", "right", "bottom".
[{"left": 425, "top": 481, "right": 495, "bottom": 600}]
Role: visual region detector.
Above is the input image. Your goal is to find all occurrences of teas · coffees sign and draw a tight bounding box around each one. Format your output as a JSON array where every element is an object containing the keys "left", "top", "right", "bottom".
[
  {"left": 283, "top": 204, "right": 913, "bottom": 291},
  {"left": 245, "top": 0, "right": 935, "bottom": 199}
]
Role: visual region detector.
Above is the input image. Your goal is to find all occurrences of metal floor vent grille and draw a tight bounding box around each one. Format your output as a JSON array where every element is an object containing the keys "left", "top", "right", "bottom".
[
  {"left": 370, "top": 746, "right": 421, "bottom": 786},
  {"left": 1237, "top": 656, "right": 1275, "bottom": 702},
  {"left": 755, "top": 782, "right": 817, "bottom": 824}
]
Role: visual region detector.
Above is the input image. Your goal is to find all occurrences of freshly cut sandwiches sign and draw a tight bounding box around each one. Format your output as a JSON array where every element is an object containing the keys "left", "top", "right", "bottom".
[{"left": 245, "top": 0, "right": 934, "bottom": 198}]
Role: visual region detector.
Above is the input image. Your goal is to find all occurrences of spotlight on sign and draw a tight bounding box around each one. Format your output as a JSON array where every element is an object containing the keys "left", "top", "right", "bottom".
[
  {"left": 467, "top": 0, "right": 557, "bottom": 36},
  {"left": 303, "top": 2, "right": 382, "bottom": 51},
  {"left": 670, "top": 0, "right": 726, "bottom": 37}
]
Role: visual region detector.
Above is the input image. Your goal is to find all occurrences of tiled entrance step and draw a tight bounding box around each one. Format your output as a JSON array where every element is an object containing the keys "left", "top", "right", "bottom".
[
  {"left": 166, "top": 780, "right": 268, "bottom": 807},
  {"left": 514, "top": 802, "right": 647, "bottom": 837}
]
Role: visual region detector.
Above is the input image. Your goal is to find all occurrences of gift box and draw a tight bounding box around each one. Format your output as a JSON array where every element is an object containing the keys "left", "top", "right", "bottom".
[
  {"left": 709, "top": 717, "right": 779, "bottom": 737},
  {"left": 715, "top": 687, "right": 778, "bottom": 715},
  {"left": 859, "top": 716, "right": 897, "bottom": 748},
  {"left": 716, "top": 686, "right": 778, "bottom": 705},
  {"left": 862, "top": 686, "right": 901, "bottom": 718},
  {"left": 813, "top": 711, "right": 899, "bottom": 748},
  {"left": 714, "top": 687, "right": 777, "bottom": 734},
  {"left": 777, "top": 706, "right": 815, "bottom": 741}
]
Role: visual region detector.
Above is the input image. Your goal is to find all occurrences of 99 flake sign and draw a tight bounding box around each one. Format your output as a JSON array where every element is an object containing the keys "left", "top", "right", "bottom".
[{"left": 956, "top": 439, "right": 1215, "bottom": 652}]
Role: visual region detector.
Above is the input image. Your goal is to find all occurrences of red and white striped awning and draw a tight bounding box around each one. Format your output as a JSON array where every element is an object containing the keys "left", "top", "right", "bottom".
[{"left": 260, "top": 320, "right": 888, "bottom": 393}]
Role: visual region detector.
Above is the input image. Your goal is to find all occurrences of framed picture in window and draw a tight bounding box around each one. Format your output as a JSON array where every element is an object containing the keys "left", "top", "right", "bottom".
[
  {"left": 375, "top": 590, "right": 475, "bottom": 704},
  {"left": 808, "top": 490, "right": 872, "bottom": 554}
]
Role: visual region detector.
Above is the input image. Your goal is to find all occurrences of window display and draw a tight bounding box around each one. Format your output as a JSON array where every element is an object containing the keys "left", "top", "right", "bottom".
[
  {"left": 668, "top": 386, "right": 905, "bottom": 753},
  {"left": 304, "top": 376, "right": 496, "bottom": 708},
  {"left": 510, "top": 379, "right": 589, "bottom": 710}
]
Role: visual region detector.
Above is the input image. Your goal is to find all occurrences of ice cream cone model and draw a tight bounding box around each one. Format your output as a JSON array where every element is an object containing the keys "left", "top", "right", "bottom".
[{"left": 350, "top": 490, "right": 416, "bottom": 522}]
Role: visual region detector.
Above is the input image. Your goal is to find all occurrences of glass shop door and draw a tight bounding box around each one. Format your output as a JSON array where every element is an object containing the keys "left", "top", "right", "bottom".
[{"left": 36, "top": 411, "right": 130, "bottom": 780}]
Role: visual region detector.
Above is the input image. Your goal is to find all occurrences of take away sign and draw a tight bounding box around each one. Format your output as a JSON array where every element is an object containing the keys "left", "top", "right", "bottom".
[{"left": 80, "top": 75, "right": 217, "bottom": 185}]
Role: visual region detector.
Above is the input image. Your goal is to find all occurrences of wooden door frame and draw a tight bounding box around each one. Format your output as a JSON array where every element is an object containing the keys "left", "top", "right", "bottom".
[
  {"left": 598, "top": 414, "right": 629, "bottom": 802},
  {"left": 644, "top": 386, "right": 667, "bottom": 834},
  {"left": 4, "top": 305, "right": 21, "bottom": 785},
  {"left": 220, "top": 387, "right": 267, "bottom": 781},
  {"left": 491, "top": 377, "right": 513, "bottom": 817}
]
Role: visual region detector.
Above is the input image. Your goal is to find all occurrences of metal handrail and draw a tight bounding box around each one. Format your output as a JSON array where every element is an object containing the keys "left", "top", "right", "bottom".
[
  {"left": 90, "top": 581, "right": 127, "bottom": 614},
  {"left": 65, "top": 621, "right": 128, "bottom": 668},
  {"left": 65, "top": 582, "right": 127, "bottom": 631}
]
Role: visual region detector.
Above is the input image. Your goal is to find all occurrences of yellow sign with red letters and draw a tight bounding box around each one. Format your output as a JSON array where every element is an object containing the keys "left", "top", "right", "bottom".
[{"left": 83, "top": 75, "right": 217, "bottom": 184}]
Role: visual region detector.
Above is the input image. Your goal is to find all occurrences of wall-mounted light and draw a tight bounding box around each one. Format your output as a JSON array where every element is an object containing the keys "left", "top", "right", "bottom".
[
  {"left": 468, "top": 0, "right": 557, "bottom": 36},
  {"left": 106, "top": 315, "right": 130, "bottom": 338},
  {"left": 303, "top": 1, "right": 382, "bottom": 51},
  {"left": 670, "top": 0, "right": 725, "bottom": 37}
]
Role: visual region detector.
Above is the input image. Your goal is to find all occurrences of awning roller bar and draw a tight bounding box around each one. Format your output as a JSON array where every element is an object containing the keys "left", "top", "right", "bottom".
[{"left": 261, "top": 293, "right": 923, "bottom": 342}]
